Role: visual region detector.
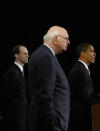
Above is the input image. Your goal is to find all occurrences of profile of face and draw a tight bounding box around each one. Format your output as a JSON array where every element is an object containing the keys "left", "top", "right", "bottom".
[
  {"left": 82, "top": 45, "right": 96, "bottom": 65},
  {"left": 47, "top": 26, "right": 70, "bottom": 54},
  {"left": 16, "top": 46, "right": 29, "bottom": 65},
  {"left": 54, "top": 30, "right": 70, "bottom": 54}
]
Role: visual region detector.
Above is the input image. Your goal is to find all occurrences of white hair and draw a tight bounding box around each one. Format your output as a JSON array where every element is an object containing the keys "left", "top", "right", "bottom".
[{"left": 43, "top": 31, "right": 59, "bottom": 41}]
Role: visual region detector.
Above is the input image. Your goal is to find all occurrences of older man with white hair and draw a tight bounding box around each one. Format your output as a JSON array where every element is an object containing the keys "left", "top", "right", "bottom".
[{"left": 28, "top": 26, "right": 70, "bottom": 131}]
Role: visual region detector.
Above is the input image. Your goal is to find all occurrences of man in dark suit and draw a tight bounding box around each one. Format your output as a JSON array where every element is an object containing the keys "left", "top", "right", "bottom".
[
  {"left": 28, "top": 26, "right": 70, "bottom": 131},
  {"left": 68, "top": 43, "right": 100, "bottom": 131},
  {"left": 1, "top": 45, "right": 29, "bottom": 131}
]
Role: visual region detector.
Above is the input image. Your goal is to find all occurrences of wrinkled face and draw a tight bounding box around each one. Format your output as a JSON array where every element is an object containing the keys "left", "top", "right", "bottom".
[
  {"left": 54, "top": 31, "right": 70, "bottom": 54},
  {"left": 83, "top": 45, "right": 96, "bottom": 65},
  {"left": 16, "top": 47, "right": 29, "bottom": 64}
]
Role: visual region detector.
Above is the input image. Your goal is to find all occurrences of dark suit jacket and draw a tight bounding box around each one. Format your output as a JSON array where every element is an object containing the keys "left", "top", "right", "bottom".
[
  {"left": 28, "top": 45, "right": 70, "bottom": 131},
  {"left": 68, "top": 61, "right": 100, "bottom": 131},
  {"left": 1, "top": 64, "right": 27, "bottom": 130}
]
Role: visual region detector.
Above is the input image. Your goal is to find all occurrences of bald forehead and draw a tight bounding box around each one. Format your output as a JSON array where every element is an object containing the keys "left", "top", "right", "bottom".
[
  {"left": 48, "top": 26, "right": 67, "bottom": 34},
  {"left": 19, "top": 46, "right": 28, "bottom": 52},
  {"left": 20, "top": 46, "right": 26, "bottom": 50}
]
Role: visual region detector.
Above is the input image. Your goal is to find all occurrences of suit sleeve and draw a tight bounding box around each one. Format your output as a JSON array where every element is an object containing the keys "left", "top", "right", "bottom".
[
  {"left": 69, "top": 69, "right": 100, "bottom": 105},
  {"left": 79, "top": 72, "right": 100, "bottom": 105},
  {"left": 1, "top": 70, "right": 18, "bottom": 107},
  {"left": 34, "top": 55, "right": 56, "bottom": 129}
]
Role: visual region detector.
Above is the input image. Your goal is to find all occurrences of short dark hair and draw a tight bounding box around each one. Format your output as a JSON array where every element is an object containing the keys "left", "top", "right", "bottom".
[
  {"left": 12, "top": 45, "right": 26, "bottom": 60},
  {"left": 76, "top": 42, "right": 92, "bottom": 58}
]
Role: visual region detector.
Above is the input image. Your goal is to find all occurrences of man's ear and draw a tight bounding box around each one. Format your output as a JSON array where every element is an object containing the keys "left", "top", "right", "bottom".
[
  {"left": 81, "top": 51, "right": 85, "bottom": 57},
  {"left": 81, "top": 51, "right": 87, "bottom": 59},
  {"left": 15, "top": 54, "right": 19, "bottom": 59},
  {"left": 53, "top": 36, "right": 58, "bottom": 46}
]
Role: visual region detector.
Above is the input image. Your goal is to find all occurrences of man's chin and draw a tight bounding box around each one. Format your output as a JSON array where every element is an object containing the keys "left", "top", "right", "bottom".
[
  {"left": 91, "top": 60, "right": 95, "bottom": 64},
  {"left": 64, "top": 47, "right": 67, "bottom": 51}
]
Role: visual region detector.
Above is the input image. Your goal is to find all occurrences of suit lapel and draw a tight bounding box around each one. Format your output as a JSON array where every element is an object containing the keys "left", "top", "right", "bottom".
[
  {"left": 78, "top": 61, "right": 94, "bottom": 93},
  {"left": 55, "top": 56, "right": 66, "bottom": 76}
]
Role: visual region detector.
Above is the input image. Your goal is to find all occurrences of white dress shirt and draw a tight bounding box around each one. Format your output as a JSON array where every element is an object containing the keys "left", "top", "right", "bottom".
[
  {"left": 14, "top": 61, "right": 24, "bottom": 72},
  {"left": 78, "top": 60, "right": 90, "bottom": 74}
]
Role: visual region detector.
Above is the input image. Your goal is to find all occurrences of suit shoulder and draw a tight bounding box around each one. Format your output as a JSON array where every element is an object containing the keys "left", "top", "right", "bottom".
[
  {"left": 29, "top": 45, "right": 55, "bottom": 63},
  {"left": 69, "top": 62, "right": 85, "bottom": 77},
  {"left": 4, "top": 64, "right": 20, "bottom": 78}
]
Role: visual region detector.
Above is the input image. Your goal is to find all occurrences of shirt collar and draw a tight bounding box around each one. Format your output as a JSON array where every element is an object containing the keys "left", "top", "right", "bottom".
[
  {"left": 14, "top": 61, "right": 23, "bottom": 72},
  {"left": 78, "top": 60, "right": 89, "bottom": 70},
  {"left": 44, "top": 43, "right": 55, "bottom": 56}
]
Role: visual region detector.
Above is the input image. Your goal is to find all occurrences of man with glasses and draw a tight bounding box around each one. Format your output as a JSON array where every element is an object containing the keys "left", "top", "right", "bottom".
[{"left": 28, "top": 26, "right": 70, "bottom": 131}]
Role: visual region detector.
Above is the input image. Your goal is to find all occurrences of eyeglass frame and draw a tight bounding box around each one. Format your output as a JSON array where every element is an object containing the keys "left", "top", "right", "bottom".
[{"left": 57, "top": 35, "right": 69, "bottom": 41}]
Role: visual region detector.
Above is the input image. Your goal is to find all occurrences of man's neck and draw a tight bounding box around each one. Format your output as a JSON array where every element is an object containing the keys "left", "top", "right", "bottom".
[
  {"left": 79, "top": 57, "right": 90, "bottom": 66},
  {"left": 14, "top": 61, "right": 24, "bottom": 72},
  {"left": 44, "top": 43, "right": 55, "bottom": 55}
]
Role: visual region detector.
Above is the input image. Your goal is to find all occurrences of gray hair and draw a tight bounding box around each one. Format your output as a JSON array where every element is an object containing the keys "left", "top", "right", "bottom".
[{"left": 43, "top": 31, "right": 59, "bottom": 41}]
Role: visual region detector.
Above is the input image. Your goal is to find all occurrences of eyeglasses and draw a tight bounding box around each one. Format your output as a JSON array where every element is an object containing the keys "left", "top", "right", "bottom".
[{"left": 57, "top": 35, "right": 69, "bottom": 41}]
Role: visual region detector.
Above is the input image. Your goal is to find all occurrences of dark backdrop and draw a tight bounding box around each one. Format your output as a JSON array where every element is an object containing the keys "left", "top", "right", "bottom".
[{"left": 0, "top": 6, "right": 99, "bottom": 92}]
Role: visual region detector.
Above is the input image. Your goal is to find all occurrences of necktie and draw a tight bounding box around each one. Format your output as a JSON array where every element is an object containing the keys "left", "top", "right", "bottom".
[{"left": 21, "top": 71, "right": 24, "bottom": 77}]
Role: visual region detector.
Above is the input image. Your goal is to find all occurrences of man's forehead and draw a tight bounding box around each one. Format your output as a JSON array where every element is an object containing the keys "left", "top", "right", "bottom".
[{"left": 48, "top": 26, "right": 67, "bottom": 34}]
